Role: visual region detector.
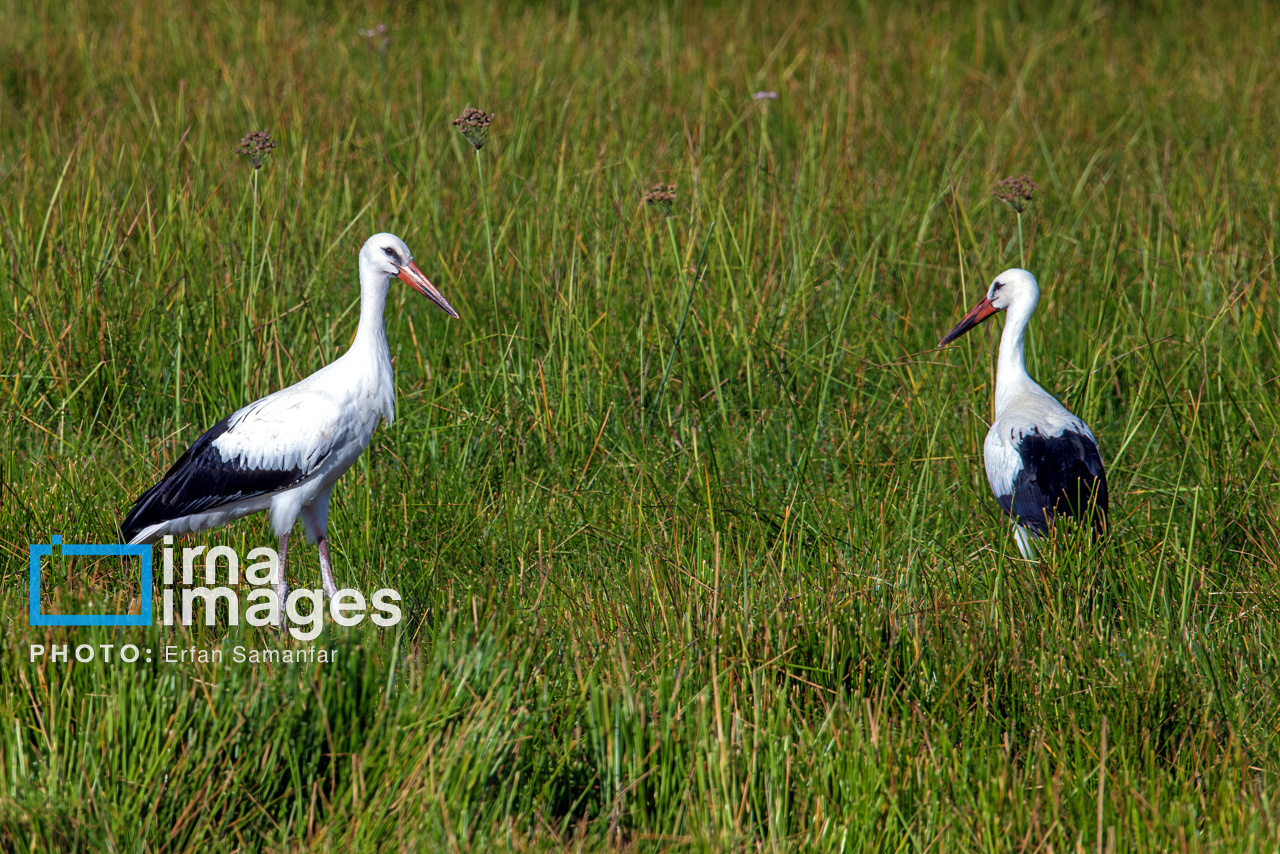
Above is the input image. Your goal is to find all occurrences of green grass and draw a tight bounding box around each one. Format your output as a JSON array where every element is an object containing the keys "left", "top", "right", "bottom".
[{"left": 2, "top": 0, "right": 1279, "bottom": 849}]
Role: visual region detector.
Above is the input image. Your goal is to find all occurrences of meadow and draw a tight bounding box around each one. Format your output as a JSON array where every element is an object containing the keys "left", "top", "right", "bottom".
[{"left": 2, "top": 0, "right": 1279, "bottom": 850}]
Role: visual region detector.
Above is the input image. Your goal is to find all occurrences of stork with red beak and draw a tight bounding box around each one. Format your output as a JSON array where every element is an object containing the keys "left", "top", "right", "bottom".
[
  {"left": 120, "top": 233, "right": 458, "bottom": 606},
  {"left": 939, "top": 268, "right": 1108, "bottom": 558}
]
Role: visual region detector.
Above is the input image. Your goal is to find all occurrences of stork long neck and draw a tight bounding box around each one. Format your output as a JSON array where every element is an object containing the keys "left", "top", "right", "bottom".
[
  {"left": 350, "top": 259, "right": 392, "bottom": 358},
  {"left": 993, "top": 299, "right": 1036, "bottom": 418}
]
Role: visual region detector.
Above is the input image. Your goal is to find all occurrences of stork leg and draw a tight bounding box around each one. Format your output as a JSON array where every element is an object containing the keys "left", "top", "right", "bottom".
[
  {"left": 317, "top": 537, "right": 339, "bottom": 600},
  {"left": 1013, "top": 525, "right": 1036, "bottom": 561},
  {"left": 275, "top": 533, "right": 291, "bottom": 626},
  {"left": 301, "top": 492, "right": 337, "bottom": 599}
]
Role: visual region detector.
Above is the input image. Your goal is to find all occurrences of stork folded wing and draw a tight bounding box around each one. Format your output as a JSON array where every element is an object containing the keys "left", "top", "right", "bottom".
[
  {"left": 120, "top": 392, "right": 349, "bottom": 544},
  {"left": 994, "top": 427, "right": 1109, "bottom": 535}
]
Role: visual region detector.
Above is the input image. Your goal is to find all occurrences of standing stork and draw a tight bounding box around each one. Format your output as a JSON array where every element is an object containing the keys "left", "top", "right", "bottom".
[
  {"left": 121, "top": 232, "right": 458, "bottom": 606},
  {"left": 938, "top": 268, "right": 1108, "bottom": 558}
]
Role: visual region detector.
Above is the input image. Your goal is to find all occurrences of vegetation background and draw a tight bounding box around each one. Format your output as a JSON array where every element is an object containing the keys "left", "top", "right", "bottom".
[{"left": 2, "top": 0, "right": 1278, "bottom": 849}]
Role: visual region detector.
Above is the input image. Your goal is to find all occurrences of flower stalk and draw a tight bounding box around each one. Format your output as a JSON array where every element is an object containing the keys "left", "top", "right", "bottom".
[
  {"left": 993, "top": 175, "right": 1038, "bottom": 268},
  {"left": 453, "top": 108, "right": 497, "bottom": 308},
  {"left": 235, "top": 132, "right": 276, "bottom": 400}
]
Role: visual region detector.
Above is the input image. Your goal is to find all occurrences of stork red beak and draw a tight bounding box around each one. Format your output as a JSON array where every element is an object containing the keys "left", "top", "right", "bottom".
[
  {"left": 397, "top": 261, "right": 459, "bottom": 319},
  {"left": 938, "top": 295, "right": 1000, "bottom": 347}
]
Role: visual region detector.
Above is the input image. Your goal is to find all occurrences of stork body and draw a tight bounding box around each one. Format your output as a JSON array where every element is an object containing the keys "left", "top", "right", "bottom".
[
  {"left": 121, "top": 233, "right": 458, "bottom": 606},
  {"left": 940, "top": 269, "right": 1108, "bottom": 558}
]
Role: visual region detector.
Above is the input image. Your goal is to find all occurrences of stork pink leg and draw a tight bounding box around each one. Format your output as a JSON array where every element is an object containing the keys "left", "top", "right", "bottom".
[
  {"left": 275, "top": 533, "right": 290, "bottom": 626},
  {"left": 318, "top": 537, "right": 339, "bottom": 600}
]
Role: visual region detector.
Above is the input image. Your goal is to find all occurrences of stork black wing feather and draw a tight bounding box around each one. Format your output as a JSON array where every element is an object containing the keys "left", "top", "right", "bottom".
[
  {"left": 995, "top": 428, "right": 1108, "bottom": 535},
  {"left": 119, "top": 416, "right": 312, "bottom": 543}
]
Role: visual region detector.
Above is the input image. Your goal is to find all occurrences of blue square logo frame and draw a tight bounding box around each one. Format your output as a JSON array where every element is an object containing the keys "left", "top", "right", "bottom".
[{"left": 30, "top": 536, "right": 153, "bottom": 626}]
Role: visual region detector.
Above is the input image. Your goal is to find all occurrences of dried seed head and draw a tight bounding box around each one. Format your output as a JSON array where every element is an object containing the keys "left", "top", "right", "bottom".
[
  {"left": 642, "top": 183, "right": 678, "bottom": 216},
  {"left": 752, "top": 90, "right": 779, "bottom": 100},
  {"left": 235, "top": 131, "right": 277, "bottom": 169},
  {"left": 993, "top": 175, "right": 1039, "bottom": 214},
  {"left": 452, "top": 106, "right": 495, "bottom": 150}
]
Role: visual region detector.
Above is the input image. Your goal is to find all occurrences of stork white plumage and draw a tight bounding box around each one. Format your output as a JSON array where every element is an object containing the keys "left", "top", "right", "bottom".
[
  {"left": 120, "top": 232, "right": 458, "bottom": 606},
  {"left": 939, "top": 269, "right": 1108, "bottom": 558}
]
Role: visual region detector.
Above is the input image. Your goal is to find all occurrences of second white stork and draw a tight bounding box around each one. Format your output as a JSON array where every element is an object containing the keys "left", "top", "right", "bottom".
[
  {"left": 938, "top": 268, "right": 1108, "bottom": 558},
  {"left": 120, "top": 232, "right": 458, "bottom": 605}
]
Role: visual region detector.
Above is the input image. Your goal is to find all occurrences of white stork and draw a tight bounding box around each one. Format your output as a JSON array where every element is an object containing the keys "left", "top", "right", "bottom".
[
  {"left": 938, "top": 268, "right": 1108, "bottom": 558},
  {"left": 121, "top": 232, "right": 458, "bottom": 606}
]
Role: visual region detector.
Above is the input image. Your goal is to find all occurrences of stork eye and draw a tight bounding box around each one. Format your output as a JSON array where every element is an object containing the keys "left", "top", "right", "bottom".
[{"left": 382, "top": 247, "right": 402, "bottom": 264}]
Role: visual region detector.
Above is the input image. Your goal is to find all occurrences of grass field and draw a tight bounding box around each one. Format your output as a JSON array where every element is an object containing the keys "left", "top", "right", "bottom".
[{"left": 3, "top": 0, "right": 1280, "bottom": 849}]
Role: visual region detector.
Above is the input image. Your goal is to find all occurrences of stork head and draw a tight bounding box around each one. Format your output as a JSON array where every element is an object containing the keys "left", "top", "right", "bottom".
[
  {"left": 938, "top": 268, "right": 1038, "bottom": 346},
  {"left": 360, "top": 232, "right": 459, "bottom": 318}
]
